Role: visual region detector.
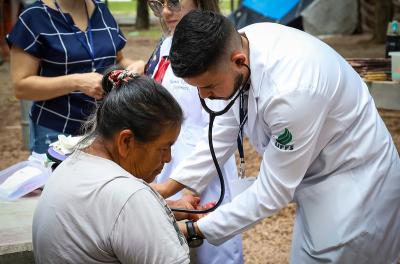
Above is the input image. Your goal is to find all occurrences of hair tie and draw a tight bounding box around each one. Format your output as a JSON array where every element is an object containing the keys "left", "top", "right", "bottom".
[{"left": 108, "top": 70, "right": 139, "bottom": 89}]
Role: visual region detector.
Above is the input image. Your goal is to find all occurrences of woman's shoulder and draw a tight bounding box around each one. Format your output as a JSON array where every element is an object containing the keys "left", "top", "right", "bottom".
[
  {"left": 93, "top": 0, "right": 114, "bottom": 17},
  {"left": 18, "top": 1, "right": 48, "bottom": 19},
  {"left": 107, "top": 176, "right": 149, "bottom": 196},
  {"left": 92, "top": 0, "right": 120, "bottom": 27}
]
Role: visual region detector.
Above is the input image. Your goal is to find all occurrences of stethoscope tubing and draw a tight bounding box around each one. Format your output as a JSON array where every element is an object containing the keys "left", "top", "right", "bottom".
[{"left": 170, "top": 64, "right": 251, "bottom": 214}]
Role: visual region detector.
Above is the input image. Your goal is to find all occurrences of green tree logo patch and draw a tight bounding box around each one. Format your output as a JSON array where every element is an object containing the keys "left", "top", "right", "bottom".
[{"left": 274, "top": 128, "right": 294, "bottom": 150}]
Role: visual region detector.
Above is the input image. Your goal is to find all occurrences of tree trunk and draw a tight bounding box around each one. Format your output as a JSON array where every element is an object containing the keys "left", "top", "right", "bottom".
[
  {"left": 136, "top": 0, "right": 149, "bottom": 30},
  {"left": 0, "top": 0, "right": 5, "bottom": 63},
  {"left": 373, "top": 0, "right": 392, "bottom": 43}
]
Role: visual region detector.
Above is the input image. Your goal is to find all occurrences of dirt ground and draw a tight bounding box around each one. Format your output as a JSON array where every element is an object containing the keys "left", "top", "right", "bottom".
[{"left": 0, "top": 29, "right": 399, "bottom": 263}]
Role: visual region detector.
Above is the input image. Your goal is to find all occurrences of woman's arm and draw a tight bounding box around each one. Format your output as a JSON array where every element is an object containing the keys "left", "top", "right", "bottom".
[
  {"left": 111, "top": 189, "right": 190, "bottom": 264},
  {"left": 10, "top": 46, "right": 104, "bottom": 100}
]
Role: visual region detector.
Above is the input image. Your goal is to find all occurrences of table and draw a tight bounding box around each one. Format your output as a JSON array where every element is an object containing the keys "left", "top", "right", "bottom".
[
  {"left": 0, "top": 194, "right": 39, "bottom": 264},
  {"left": 367, "top": 81, "right": 400, "bottom": 110}
]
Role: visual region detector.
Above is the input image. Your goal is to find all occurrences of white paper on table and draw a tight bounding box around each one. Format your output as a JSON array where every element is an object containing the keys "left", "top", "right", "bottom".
[{"left": 0, "top": 166, "right": 42, "bottom": 191}]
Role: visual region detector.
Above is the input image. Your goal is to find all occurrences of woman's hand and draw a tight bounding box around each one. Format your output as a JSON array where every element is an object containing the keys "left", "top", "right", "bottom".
[
  {"left": 73, "top": 72, "right": 104, "bottom": 100},
  {"left": 116, "top": 51, "right": 145, "bottom": 75},
  {"left": 126, "top": 60, "right": 146, "bottom": 75}
]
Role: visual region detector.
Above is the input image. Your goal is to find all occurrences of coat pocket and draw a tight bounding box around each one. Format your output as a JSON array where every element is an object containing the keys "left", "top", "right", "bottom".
[{"left": 295, "top": 171, "right": 376, "bottom": 255}]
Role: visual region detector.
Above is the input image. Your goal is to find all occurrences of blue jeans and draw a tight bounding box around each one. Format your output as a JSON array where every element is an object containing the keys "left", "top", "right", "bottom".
[{"left": 29, "top": 119, "right": 67, "bottom": 154}]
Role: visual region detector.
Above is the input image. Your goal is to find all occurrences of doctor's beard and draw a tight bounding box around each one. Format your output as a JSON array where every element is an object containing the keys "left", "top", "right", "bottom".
[{"left": 210, "top": 73, "right": 244, "bottom": 100}]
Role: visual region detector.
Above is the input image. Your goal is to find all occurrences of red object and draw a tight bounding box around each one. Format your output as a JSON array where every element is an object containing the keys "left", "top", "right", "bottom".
[
  {"left": 153, "top": 56, "right": 170, "bottom": 83},
  {"left": 205, "top": 202, "right": 217, "bottom": 207},
  {"left": 108, "top": 69, "right": 137, "bottom": 87}
]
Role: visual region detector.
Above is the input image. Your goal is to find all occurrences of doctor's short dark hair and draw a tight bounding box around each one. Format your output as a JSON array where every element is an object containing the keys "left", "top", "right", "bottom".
[
  {"left": 169, "top": 10, "right": 240, "bottom": 78},
  {"left": 81, "top": 67, "right": 183, "bottom": 144}
]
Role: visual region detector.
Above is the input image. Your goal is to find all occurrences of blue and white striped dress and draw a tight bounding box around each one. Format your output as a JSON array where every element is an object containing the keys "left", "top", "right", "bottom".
[{"left": 7, "top": 0, "right": 126, "bottom": 135}]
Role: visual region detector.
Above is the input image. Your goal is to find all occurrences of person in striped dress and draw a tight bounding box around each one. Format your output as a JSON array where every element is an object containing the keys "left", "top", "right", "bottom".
[{"left": 7, "top": 0, "right": 145, "bottom": 154}]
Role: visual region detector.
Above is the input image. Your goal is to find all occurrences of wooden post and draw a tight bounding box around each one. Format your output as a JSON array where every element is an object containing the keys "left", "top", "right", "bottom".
[
  {"left": 373, "top": 0, "right": 393, "bottom": 43},
  {"left": 136, "top": 0, "right": 149, "bottom": 30}
]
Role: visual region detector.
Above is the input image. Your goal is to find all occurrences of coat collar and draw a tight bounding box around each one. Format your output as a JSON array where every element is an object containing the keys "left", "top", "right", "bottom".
[
  {"left": 239, "top": 26, "right": 267, "bottom": 132},
  {"left": 245, "top": 28, "right": 265, "bottom": 100}
]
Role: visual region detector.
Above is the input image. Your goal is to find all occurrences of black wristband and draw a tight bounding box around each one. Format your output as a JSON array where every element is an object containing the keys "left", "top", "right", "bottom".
[
  {"left": 186, "top": 220, "right": 196, "bottom": 238},
  {"left": 185, "top": 220, "right": 203, "bottom": 248}
]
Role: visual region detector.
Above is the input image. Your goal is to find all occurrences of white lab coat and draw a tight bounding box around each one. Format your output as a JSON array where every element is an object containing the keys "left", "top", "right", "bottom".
[
  {"left": 170, "top": 23, "right": 400, "bottom": 263},
  {"left": 153, "top": 37, "right": 244, "bottom": 264}
]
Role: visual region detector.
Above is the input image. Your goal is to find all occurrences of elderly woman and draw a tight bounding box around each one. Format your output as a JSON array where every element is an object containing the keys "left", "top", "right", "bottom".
[{"left": 32, "top": 69, "right": 193, "bottom": 264}]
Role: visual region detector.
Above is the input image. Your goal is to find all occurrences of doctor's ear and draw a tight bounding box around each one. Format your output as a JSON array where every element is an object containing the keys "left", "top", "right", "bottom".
[
  {"left": 231, "top": 52, "right": 247, "bottom": 67},
  {"left": 235, "top": 59, "right": 244, "bottom": 66}
]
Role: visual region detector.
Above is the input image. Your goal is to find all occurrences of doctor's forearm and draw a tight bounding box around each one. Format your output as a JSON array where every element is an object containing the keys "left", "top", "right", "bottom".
[{"left": 153, "top": 179, "right": 186, "bottom": 198}]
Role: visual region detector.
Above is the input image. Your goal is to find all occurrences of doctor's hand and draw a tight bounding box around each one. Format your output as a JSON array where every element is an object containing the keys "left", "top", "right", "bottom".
[
  {"left": 167, "top": 193, "right": 201, "bottom": 221},
  {"left": 192, "top": 201, "right": 216, "bottom": 220}
]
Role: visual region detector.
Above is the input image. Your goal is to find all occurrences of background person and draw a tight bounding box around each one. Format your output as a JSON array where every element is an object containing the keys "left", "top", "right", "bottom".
[
  {"left": 146, "top": 1, "right": 244, "bottom": 263},
  {"left": 7, "top": 0, "right": 145, "bottom": 154},
  {"left": 156, "top": 10, "right": 400, "bottom": 263},
  {"left": 33, "top": 69, "right": 193, "bottom": 264}
]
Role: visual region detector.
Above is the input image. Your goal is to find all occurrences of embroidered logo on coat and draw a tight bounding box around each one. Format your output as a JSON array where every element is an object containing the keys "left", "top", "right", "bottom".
[{"left": 274, "top": 128, "right": 294, "bottom": 150}]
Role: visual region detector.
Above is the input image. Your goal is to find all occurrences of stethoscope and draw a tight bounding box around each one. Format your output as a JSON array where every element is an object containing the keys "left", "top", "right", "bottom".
[{"left": 171, "top": 63, "right": 251, "bottom": 214}]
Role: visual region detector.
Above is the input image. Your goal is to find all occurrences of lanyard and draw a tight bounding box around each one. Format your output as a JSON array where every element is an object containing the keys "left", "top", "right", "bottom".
[
  {"left": 237, "top": 85, "right": 249, "bottom": 178},
  {"left": 53, "top": 0, "right": 96, "bottom": 71}
]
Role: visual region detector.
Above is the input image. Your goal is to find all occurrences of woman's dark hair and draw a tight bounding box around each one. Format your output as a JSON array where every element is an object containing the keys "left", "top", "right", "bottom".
[
  {"left": 169, "top": 10, "right": 238, "bottom": 78},
  {"left": 195, "top": 0, "right": 220, "bottom": 13},
  {"left": 81, "top": 67, "right": 183, "bottom": 144}
]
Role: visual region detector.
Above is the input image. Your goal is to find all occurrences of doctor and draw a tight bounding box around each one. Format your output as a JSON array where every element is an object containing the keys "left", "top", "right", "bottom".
[
  {"left": 146, "top": 1, "right": 244, "bottom": 263},
  {"left": 155, "top": 10, "right": 400, "bottom": 263}
]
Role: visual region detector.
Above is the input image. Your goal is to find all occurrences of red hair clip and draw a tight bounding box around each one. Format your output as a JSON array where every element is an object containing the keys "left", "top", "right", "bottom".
[{"left": 108, "top": 70, "right": 138, "bottom": 88}]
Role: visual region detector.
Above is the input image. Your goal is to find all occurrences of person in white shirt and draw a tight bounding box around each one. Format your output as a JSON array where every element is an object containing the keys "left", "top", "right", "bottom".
[
  {"left": 33, "top": 69, "right": 196, "bottom": 264},
  {"left": 145, "top": 1, "right": 244, "bottom": 263},
  {"left": 155, "top": 10, "right": 400, "bottom": 263}
]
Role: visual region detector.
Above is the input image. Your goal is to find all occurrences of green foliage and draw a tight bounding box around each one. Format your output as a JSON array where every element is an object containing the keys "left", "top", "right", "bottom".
[
  {"left": 107, "top": 0, "right": 240, "bottom": 15},
  {"left": 125, "top": 25, "right": 164, "bottom": 39},
  {"left": 108, "top": 0, "right": 136, "bottom": 14}
]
